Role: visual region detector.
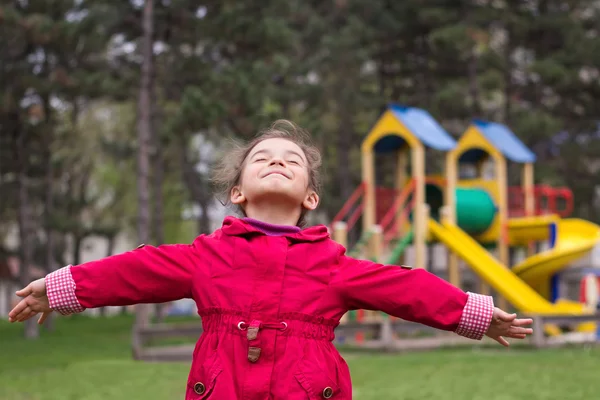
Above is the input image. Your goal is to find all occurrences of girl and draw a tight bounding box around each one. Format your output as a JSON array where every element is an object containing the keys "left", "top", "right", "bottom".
[{"left": 9, "top": 120, "right": 532, "bottom": 400}]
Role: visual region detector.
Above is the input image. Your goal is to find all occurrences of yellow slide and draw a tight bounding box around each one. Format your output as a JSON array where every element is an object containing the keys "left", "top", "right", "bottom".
[
  {"left": 428, "top": 219, "right": 586, "bottom": 315},
  {"left": 509, "top": 217, "right": 600, "bottom": 299}
]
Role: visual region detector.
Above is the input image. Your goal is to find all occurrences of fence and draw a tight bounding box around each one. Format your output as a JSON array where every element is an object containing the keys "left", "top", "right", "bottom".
[{"left": 131, "top": 313, "right": 600, "bottom": 362}]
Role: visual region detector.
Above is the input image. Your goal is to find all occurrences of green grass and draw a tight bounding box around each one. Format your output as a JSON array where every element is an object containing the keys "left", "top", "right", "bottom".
[{"left": 1, "top": 315, "right": 600, "bottom": 399}]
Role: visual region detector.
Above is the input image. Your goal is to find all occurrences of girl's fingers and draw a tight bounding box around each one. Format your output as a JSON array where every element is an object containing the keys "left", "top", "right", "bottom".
[
  {"left": 493, "top": 309, "right": 517, "bottom": 323},
  {"left": 38, "top": 311, "right": 51, "bottom": 325},
  {"left": 23, "top": 309, "right": 38, "bottom": 323},
  {"left": 495, "top": 336, "right": 510, "bottom": 347},
  {"left": 507, "top": 333, "right": 527, "bottom": 339},
  {"left": 512, "top": 318, "right": 533, "bottom": 327},
  {"left": 8, "top": 299, "right": 29, "bottom": 322},
  {"left": 16, "top": 307, "right": 32, "bottom": 322},
  {"left": 510, "top": 326, "right": 533, "bottom": 335},
  {"left": 15, "top": 306, "right": 36, "bottom": 323},
  {"left": 15, "top": 285, "right": 33, "bottom": 298}
]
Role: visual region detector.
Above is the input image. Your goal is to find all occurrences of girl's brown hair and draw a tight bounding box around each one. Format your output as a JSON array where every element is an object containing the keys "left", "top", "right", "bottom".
[{"left": 212, "top": 119, "right": 322, "bottom": 227}]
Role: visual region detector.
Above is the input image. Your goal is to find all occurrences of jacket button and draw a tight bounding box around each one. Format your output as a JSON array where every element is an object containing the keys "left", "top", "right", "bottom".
[
  {"left": 194, "top": 382, "right": 206, "bottom": 395},
  {"left": 322, "top": 386, "right": 334, "bottom": 398}
]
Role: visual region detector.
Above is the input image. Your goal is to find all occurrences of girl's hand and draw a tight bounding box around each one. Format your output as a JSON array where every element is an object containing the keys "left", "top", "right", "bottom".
[
  {"left": 485, "top": 307, "right": 533, "bottom": 347},
  {"left": 8, "top": 278, "right": 52, "bottom": 324}
]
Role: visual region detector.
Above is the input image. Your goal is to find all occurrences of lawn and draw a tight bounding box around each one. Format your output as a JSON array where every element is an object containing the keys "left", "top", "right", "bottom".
[{"left": 1, "top": 315, "right": 599, "bottom": 400}]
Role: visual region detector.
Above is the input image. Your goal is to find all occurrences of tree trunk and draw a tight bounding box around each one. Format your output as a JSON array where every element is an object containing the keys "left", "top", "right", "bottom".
[
  {"left": 134, "top": 0, "right": 155, "bottom": 340},
  {"left": 198, "top": 185, "right": 211, "bottom": 234},
  {"left": 72, "top": 235, "right": 83, "bottom": 266},
  {"left": 15, "top": 123, "right": 38, "bottom": 339},
  {"left": 152, "top": 102, "right": 164, "bottom": 245},
  {"left": 152, "top": 88, "right": 167, "bottom": 322}
]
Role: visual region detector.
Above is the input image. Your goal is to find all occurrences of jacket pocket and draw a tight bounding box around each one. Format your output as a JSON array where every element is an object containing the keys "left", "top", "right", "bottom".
[
  {"left": 186, "top": 351, "right": 223, "bottom": 400},
  {"left": 294, "top": 358, "right": 342, "bottom": 399}
]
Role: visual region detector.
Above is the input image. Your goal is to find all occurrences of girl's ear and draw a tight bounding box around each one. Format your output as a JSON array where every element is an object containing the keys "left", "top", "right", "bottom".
[
  {"left": 302, "top": 191, "right": 319, "bottom": 211},
  {"left": 230, "top": 186, "right": 246, "bottom": 205}
]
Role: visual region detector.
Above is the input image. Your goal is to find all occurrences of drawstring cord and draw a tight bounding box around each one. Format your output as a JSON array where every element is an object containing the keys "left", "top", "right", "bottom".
[{"left": 237, "top": 320, "right": 287, "bottom": 362}]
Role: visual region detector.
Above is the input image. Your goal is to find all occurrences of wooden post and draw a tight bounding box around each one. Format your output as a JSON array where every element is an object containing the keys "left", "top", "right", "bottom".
[
  {"left": 523, "top": 163, "right": 534, "bottom": 216},
  {"left": 445, "top": 152, "right": 460, "bottom": 288},
  {"left": 496, "top": 155, "right": 509, "bottom": 310},
  {"left": 395, "top": 148, "right": 408, "bottom": 260},
  {"left": 523, "top": 163, "right": 535, "bottom": 257},
  {"left": 366, "top": 225, "right": 383, "bottom": 321},
  {"left": 421, "top": 204, "right": 430, "bottom": 270},
  {"left": 395, "top": 149, "right": 407, "bottom": 194},
  {"left": 362, "top": 150, "right": 376, "bottom": 232},
  {"left": 412, "top": 145, "right": 426, "bottom": 269},
  {"left": 380, "top": 317, "right": 394, "bottom": 351},
  {"left": 333, "top": 221, "right": 348, "bottom": 248},
  {"left": 473, "top": 158, "right": 491, "bottom": 296},
  {"left": 531, "top": 315, "right": 545, "bottom": 348},
  {"left": 369, "top": 225, "right": 383, "bottom": 262}
]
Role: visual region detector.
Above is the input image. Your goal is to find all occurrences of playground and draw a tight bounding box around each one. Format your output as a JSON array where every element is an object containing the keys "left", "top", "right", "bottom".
[
  {"left": 2, "top": 315, "right": 600, "bottom": 400},
  {"left": 329, "top": 104, "right": 600, "bottom": 347}
]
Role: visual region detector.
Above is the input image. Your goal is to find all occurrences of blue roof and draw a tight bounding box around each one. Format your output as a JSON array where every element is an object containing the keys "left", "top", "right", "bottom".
[
  {"left": 373, "top": 104, "right": 456, "bottom": 153},
  {"left": 473, "top": 120, "right": 536, "bottom": 163}
]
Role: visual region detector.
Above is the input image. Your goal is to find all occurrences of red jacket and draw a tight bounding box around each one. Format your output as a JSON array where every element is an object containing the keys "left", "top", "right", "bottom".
[{"left": 46, "top": 216, "right": 493, "bottom": 400}]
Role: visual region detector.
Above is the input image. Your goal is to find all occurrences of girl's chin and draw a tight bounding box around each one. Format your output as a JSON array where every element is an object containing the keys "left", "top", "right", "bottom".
[{"left": 254, "top": 190, "right": 302, "bottom": 203}]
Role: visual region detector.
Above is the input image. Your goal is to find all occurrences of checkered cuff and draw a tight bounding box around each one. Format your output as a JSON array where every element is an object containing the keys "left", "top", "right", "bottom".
[
  {"left": 45, "top": 266, "right": 86, "bottom": 315},
  {"left": 454, "top": 292, "right": 494, "bottom": 340}
]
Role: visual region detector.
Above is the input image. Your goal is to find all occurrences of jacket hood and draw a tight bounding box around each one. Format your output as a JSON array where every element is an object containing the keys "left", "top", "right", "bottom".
[{"left": 220, "top": 216, "right": 330, "bottom": 243}]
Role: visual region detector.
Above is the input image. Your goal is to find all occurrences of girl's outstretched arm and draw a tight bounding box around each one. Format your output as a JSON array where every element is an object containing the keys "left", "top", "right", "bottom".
[
  {"left": 332, "top": 252, "right": 494, "bottom": 340},
  {"left": 12, "top": 240, "right": 203, "bottom": 319}
]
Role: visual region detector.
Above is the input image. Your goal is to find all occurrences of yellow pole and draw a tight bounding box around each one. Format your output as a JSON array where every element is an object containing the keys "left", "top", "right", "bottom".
[
  {"left": 367, "top": 225, "right": 383, "bottom": 321},
  {"left": 523, "top": 163, "right": 535, "bottom": 257},
  {"left": 496, "top": 155, "right": 509, "bottom": 310},
  {"left": 395, "top": 148, "right": 408, "bottom": 190},
  {"left": 395, "top": 148, "right": 408, "bottom": 264},
  {"left": 411, "top": 144, "right": 426, "bottom": 270},
  {"left": 362, "top": 149, "right": 376, "bottom": 233},
  {"left": 476, "top": 157, "right": 490, "bottom": 296},
  {"left": 445, "top": 153, "right": 460, "bottom": 288},
  {"left": 333, "top": 221, "right": 348, "bottom": 248},
  {"left": 422, "top": 204, "right": 430, "bottom": 270}
]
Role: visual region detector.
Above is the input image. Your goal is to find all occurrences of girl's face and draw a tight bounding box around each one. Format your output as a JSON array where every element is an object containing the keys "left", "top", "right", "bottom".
[{"left": 230, "top": 138, "right": 319, "bottom": 213}]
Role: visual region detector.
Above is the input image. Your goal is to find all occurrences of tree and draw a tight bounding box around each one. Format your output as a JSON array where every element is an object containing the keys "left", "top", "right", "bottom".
[{"left": 132, "top": 0, "right": 156, "bottom": 337}]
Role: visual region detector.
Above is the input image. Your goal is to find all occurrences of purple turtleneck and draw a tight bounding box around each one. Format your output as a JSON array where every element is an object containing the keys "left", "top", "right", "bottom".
[{"left": 242, "top": 217, "right": 301, "bottom": 236}]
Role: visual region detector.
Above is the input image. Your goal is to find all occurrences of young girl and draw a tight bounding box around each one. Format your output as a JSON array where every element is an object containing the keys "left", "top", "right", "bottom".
[{"left": 9, "top": 120, "right": 533, "bottom": 400}]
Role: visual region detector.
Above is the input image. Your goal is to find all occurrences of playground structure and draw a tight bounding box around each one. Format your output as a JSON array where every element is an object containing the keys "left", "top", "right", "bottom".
[{"left": 332, "top": 104, "right": 600, "bottom": 343}]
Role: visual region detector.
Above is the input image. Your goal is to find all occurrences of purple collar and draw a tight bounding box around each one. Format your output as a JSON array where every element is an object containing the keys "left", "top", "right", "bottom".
[{"left": 242, "top": 217, "right": 301, "bottom": 236}]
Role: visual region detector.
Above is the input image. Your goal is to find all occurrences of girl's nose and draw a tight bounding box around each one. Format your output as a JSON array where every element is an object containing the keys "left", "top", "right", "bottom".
[{"left": 269, "top": 157, "right": 285, "bottom": 167}]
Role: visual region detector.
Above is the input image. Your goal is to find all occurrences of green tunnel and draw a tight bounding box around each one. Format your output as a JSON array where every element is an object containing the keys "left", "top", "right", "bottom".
[{"left": 424, "top": 184, "right": 497, "bottom": 235}]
